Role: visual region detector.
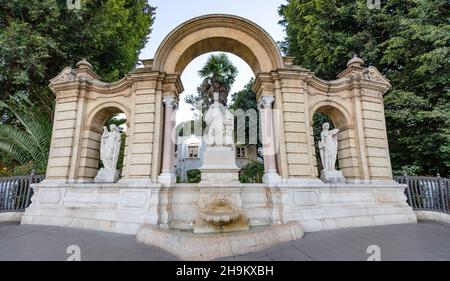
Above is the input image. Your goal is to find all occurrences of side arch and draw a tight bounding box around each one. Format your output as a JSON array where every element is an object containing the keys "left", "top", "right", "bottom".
[
  {"left": 84, "top": 101, "right": 131, "bottom": 132},
  {"left": 78, "top": 103, "right": 130, "bottom": 181},
  {"left": 309, "top": 100, "right": 354, "bottom": 130},
  {"left": 309, "top": 101, "right": 361, "bottom": 179}
]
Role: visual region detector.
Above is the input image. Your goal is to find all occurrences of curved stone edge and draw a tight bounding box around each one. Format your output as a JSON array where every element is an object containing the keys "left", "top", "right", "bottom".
[
  {"left": 136, "top": 222, "right": 304, "bottom": 261},
  {"left": 0, "top": 212, "right": 23, "bottom": 223},
  {"left": 415, "top": 211, "right": 450, "bottom": 224}
]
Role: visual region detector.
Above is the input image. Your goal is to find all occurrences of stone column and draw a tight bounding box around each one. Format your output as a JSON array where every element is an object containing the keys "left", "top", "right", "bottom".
[
  {"left": 158, "top": 96, "right": 178, "bottom": 186},
  {"left": 259, "top": 96, "right": 281, "bottom": 185}
]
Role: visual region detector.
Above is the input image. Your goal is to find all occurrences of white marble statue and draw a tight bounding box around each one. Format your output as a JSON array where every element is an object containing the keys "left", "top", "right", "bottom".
[
  {"left": 204, "top": 92, "right": 234, "bottom": 146},
  {"left": 95, "top": 124, "right": 122, "bottom": 183},
  {"left": 319, "top": 123, "right": 339, "bottom": 171},
  {"left": 319, "top": 122, "right": 345, "bottom": 183},
  {"left": 200, "top": 92, "right": 239, "bottom": 183}
]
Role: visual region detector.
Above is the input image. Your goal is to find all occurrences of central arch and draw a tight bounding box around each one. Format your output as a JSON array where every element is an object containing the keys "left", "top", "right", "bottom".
[
  {"left": 153, "top": 14, "right": 284, "bottom": 75},
  {"left": 154, "top": 14, "right": 285, "bottom": 185}
]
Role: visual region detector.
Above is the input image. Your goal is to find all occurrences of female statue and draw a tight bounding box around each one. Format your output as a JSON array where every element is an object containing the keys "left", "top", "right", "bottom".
[
  {"left": 204, "top": 92, "right": 226, "bottom": 146},
  {"left": 100, "top": 124, "right": 121, "bottom": 170},
  {"left": 319, "top": 123, "right": 339, "bottom": 171}
]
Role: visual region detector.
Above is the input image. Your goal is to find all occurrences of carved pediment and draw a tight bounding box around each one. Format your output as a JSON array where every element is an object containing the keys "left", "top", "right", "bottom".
[
  {"left": 49, "top": 67, "right": 77, "bottom": 84},
  {"left": 362, "top": 66, "right": 390, "bottom": 85}
]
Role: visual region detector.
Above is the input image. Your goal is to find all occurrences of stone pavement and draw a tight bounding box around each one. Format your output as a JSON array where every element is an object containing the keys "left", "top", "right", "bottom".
[{"left": 0, "top": 221, "right": 449, "bottom": 261}]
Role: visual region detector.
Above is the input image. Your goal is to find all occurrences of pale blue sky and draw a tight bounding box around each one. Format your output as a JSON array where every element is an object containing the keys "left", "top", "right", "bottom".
[{"left": 139, "top": 0, "right": 287, "bottom": 123}]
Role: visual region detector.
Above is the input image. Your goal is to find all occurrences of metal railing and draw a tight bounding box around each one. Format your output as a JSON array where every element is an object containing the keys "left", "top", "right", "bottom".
[
  {"left": 394, "top": 175, "right": 449, "bottom": 214},
  {"left": 1, "top": 173, "right": 448, "bottom": 214},
  {"left": 0, "top": 173, "right": 45, "bottom": 213}
]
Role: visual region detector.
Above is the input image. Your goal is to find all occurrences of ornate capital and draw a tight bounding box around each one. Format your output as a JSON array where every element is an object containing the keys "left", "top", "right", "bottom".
[
  {"left": 163, "top": 96, "right": 178, "bottom": 109},
  {"left": 258, "top": 96, "right": 275, "bottom": 109}
]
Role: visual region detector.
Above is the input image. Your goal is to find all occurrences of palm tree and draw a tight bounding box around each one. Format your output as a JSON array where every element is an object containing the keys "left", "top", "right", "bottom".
[
  {"left": 0, "top": 95, "right": 52, "bottom": 174},
  {"left": 185, "top": 53, "right": 238, "bottom": 111}
]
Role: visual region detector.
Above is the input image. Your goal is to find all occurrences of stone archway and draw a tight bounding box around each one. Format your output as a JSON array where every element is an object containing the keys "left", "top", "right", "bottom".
[
  {"left": 152, "top": 14, "right": 284, "bottom": 75},
  {"left": 152, "top": 14, "right": 286, "bottom": 185},
  {"left": 24, "top": 14, "right": 417, "bottom": 255},
  {"left": 77, "top": 103, "right": 130, "bottom": 182},
  {"left": 43, "top": 14, "right": 394, "bottom": 186},
  {"left": 309, "top": 102, "right": 360, "bottom": 180}
]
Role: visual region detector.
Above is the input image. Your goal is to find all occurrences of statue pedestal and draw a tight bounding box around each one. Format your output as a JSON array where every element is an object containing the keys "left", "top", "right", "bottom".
[
  {"left": 95, "top": 168, "right": 120, "bottom": 183},
  {"left": 199, "top": 146, "right": 240, "bottom": 184},
  {"left": 320, "top": 170, "right": 345, "bottom": 183}
]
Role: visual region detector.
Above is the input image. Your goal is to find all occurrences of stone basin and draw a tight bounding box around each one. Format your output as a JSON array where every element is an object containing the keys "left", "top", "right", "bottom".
[
  {"left": 200, "top": 196, "right": 241, "bottom": 226},
  {"left": 202, "top": 210, "right": 241, "bottom": 225}
]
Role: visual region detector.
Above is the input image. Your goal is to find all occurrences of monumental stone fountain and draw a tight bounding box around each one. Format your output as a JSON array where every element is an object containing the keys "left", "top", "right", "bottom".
[
  {"left": 192, "top": 92, "right": 249, "bottom": 233},
  {"left": 21, "top": 14, "right": 417, "bottom": 261}
]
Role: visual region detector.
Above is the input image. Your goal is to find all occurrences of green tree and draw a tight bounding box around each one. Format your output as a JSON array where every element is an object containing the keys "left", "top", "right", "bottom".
[
  {"left": 0, "top": 0, "right": 155, "bottom": 110},
  {"left": 279, "top": 0, "right": 450, "bottom": 176},
  {"left": 0, "top": 0, "right": 155, "bottom": 173},
  {"left": 230, "top": 78, "right": 257, "bottom": 111},
  {"left": 185, "top": 53, "right": 238, "bottom": 111},
  {"left": 0, "top": 94, "right": 52, "bottom": 174}
]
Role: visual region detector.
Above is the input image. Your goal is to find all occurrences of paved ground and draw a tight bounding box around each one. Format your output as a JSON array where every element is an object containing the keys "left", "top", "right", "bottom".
[{"left": 0, "top": 221, "right": 449, "bottom": 261}]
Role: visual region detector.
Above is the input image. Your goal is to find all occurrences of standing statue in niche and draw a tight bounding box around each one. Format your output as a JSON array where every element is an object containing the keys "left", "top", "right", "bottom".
[
  {"left": 204, "top": 92, "right": 234, "bottom": 147},
  {"left": 95, "top": 124, "right": 122, "bottom": 183},
  {"left": 319, "top": 122, "right": 345, "bottom": 183},
  {"left": 319, "top": 123, "right": 339, "bottom": 171}
]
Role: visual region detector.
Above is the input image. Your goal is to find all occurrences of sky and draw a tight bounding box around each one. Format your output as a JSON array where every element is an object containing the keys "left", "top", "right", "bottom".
[{"left": 139, "top": 0, "right": 287, "bottom": 123}]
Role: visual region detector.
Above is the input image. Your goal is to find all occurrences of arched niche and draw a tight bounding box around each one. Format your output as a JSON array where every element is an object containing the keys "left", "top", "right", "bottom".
[
  {"left": 77, "top": 103, "right": 130, "bottom": 181},
  {"left": 310, "top": 102, "right": 361, "bottom": 179}
]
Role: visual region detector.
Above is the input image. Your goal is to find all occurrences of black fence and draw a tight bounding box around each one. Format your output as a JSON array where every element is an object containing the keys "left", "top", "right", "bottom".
[
  {"left": 0, "top": 173, "right": 45, "bottom": 213},
  {"left": 394, "top": 175, "right": 449, "bottom": 214},
  {"left": 0, "top": 173, "right": 448, "bottom": 214}
]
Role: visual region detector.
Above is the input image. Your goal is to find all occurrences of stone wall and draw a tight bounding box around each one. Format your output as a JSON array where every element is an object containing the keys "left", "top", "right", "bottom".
[{"left": 21, "top": 182, "right": 416, "bottom": 235}]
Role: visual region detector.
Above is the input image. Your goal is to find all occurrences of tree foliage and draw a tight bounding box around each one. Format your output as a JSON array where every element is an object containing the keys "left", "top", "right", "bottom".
[
  {"left": 230, "top": 78, "right": 257, "bottom": 111},
  {"left": 0, "top": 0, "right": 155, "bottom": 107},
  {"left": 0, "top": 0, "right": 155, "bottom": 173},
  {"left": 0, "top": 94, "right": 52, "bottom": 174},
  {"left": 239, "top": 161, "right": 264, "bottom": 183},
  {"left": 279, "top": 0, "right": 450, "bottom": 176},
  {"left": 185, "top": 53, "right": 238, "bottom": 111}
]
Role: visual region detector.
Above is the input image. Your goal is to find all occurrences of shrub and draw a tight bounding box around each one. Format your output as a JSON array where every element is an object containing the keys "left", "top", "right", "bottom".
[
  {"left": 239, "top": 161, "right": 264, "bottom": 183},
  {"left": 186, "top": 169, "right": 201, "bottom": 183}
]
